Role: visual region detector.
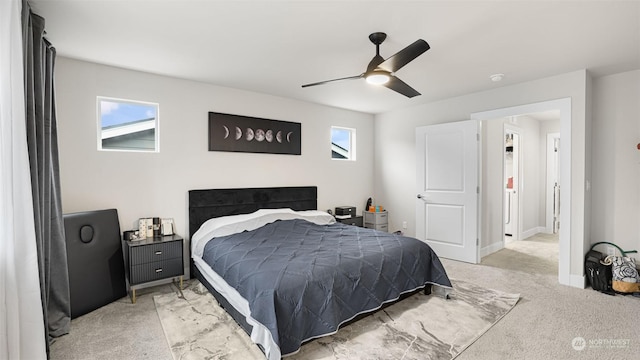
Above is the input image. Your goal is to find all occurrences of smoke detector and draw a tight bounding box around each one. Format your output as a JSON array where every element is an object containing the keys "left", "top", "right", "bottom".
[{"left": 489, "top": 73, "right": 504, "bottom": 82}]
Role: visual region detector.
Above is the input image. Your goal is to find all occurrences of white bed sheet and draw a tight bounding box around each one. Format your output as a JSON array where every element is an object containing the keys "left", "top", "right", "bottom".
[
  {"left": 191, "top": 208, "right": 335, "bottom": 258},
  {"left": 193, "top": 255, "right": 281, "bottom": 360}
]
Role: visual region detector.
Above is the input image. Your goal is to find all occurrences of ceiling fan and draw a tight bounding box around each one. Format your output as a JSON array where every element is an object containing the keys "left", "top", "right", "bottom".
[{"left": 301, "top": 32, "right": 430, "bottom": 98}]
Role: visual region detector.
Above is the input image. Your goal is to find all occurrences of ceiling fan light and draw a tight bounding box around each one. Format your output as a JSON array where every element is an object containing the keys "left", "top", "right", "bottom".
[{"left": 366, "top": 72, "right": 390, "bottom": 85}]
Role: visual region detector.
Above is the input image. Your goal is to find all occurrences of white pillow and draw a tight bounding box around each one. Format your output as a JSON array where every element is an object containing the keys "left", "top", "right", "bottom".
[
  {"left": 296, "top": 210, "right": 337, "bottom": 225},
  {"left": 191, "top": 208, "right": 335, "bottom": 257}
]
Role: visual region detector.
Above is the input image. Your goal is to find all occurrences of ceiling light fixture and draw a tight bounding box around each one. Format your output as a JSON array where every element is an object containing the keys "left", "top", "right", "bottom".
[
  {"left": 490, "top": 73, "right": 505, "bottom": 82},
  {"left": 365, "top": 70, "right": 391, "bottom": 85},
  {"left": 301, "top": 32, "right": 428, "bottom": 97}
]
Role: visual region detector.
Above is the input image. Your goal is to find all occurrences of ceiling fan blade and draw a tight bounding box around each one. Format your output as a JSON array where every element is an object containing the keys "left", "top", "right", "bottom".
[
  {"left": 301, "top": 74, "right": 363, "bottom": 88},
  {"left": 383, "top": 76, "right": 421, "bottom": 98},
  {"left": 377, "top": 39, "right": 430, "bottom": 73}
]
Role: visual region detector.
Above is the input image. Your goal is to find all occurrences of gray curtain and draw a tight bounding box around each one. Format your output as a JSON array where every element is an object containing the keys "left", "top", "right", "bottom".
[{"left": 22, "top": 0, "right": 71, "bottom": 355}]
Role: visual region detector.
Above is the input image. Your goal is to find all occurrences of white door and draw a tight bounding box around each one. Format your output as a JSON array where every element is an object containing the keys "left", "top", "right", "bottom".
[
  {"left": 416, "top": 120, "right": 479, "bottom": 264},
  {"left": 546, "top": 133, "right": 561, "bottom": 234}
]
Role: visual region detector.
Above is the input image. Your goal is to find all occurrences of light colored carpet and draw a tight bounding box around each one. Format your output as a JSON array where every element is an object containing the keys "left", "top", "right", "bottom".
[
  {"left": 50, "top": 233, "right": 639, "bottom": 360},
  {"left": 453, "top": 233, "right": 639, "bottom": 360},
  {"left": 49, "top": 284, "right": 175, "bottom": 360},
  {"left": 482, "top": 233, "right": 559, "bottom": 276},
  {"left": 154, "top": 279, "right": 520, "bottom": 360}
]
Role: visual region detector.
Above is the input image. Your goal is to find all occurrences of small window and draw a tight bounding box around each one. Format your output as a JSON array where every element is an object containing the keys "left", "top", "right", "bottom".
[
  {"left": 98, "top": 97, "right": 159, "bottom": 152},
  {"left": 331, "top": 126, "right": 356, "bottom": 160}
]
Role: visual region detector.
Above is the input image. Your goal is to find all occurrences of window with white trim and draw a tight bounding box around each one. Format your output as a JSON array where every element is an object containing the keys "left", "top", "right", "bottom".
[
  {"left": 98, "top": 97, "right": 159, "bottom": 152},
  {"left": 331, "top": 126, "right": 356, "bottom": 160}
]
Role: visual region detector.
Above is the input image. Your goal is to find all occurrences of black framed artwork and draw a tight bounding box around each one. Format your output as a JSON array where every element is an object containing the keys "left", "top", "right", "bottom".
[{"left": 208, "top": 112, "right": 301, "bottom": 155}]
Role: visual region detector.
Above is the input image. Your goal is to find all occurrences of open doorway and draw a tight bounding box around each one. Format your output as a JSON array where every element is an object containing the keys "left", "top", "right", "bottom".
[
  {"left": 503, "top": 126, "right": 520, "bottom": 243},
  {"left": 481, "top": 112, "right": 560, "bottom": 274},
  {"left": 472, "top": 98, "right": 570, "bottom": 284}
]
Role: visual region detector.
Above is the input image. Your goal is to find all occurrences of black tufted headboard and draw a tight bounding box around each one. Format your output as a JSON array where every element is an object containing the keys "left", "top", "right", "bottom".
[{"left": 188, "top": 186, "right": 317, "bottom": 239}]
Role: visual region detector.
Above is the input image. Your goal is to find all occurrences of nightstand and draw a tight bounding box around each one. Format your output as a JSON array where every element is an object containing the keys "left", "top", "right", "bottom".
[
  {"left": 336, "top": 216, "right": 363, "bottom": 227},
  {"left": 123, "top": 234, "right": 184, "bottom": 303},
  {"left": 363, "top": 210, "right": 389, "bottom": 232}
]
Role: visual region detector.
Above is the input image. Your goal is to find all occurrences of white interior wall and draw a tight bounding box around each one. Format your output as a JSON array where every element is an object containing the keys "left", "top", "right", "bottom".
[
  {"left": 373, "top": 70, "right": 589, "bottom": 284},
  {"left": 591, "top": 70, "right": 640, "bottom": 259},
  {"left": 54, "top": 57, "right": 639, "bottom": 283},
  {"left": 516, "top": 115, "right": 542, "bottom": 236},
  {"left": 54, "top": 57, "right": 375, "bottom": 277},
  {"left": 479, "top": 118, "right": 505, "bottom": 256}
]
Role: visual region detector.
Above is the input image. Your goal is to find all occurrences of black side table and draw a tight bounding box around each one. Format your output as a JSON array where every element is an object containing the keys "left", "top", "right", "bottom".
[
  {"left": 122, "top": 234, "right": 184, "bottom": 303},
  {"left": 336, "top": 216, "right": 364, "bottom": 227}
]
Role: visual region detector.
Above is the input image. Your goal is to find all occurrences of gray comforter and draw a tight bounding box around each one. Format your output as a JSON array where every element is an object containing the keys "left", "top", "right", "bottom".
[{"left": 201, "top": 219, "right": 451, "bottom": 356}]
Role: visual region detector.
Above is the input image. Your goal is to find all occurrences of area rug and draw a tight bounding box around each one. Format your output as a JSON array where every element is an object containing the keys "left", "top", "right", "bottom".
[{"left": 154, "top": 279, "right": 520, "bottom": 360}]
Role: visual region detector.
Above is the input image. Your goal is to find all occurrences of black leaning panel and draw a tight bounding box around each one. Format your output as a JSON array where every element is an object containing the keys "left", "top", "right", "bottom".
[
  {"left": 63, "top": 208, "right": 127, "bottom": 319},
  {"left": 188, "top": 186, "right": 317, "bottom": 239}
]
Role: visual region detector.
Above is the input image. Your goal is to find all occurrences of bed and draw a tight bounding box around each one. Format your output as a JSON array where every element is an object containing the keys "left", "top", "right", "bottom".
[{"left": 189, "top": 186, "right": 452, "bottom": 360}]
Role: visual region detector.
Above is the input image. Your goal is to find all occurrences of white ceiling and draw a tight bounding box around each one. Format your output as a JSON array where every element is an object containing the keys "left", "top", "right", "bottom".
[{"left": 30, "top": 0, "right": 640, "bottom": 114}]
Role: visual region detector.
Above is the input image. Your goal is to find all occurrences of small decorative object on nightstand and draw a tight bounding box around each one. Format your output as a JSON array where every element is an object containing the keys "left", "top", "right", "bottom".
[
  {"left": 122, "top": 234, "right": 184, "bottom": 303},
  {"left": 363, "top": 210, "right": 389, "bottom": 232}
]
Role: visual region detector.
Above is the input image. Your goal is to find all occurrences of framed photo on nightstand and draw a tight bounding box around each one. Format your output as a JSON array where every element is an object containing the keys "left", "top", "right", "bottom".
[{"left": 161, "top": 218, "right": 174, "bottom": 236}]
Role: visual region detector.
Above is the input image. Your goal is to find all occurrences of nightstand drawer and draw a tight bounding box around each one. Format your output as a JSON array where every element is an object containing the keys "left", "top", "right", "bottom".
[
  {"left": 364, "top": 223, "right": 388, "bottom": 232},
  {"left": 363, "top": 210, "right": 388, "bottom": 224},
  {"left": 123, "top": 235, "right": 184, "bottom": 303},
  {"left": 129, "top": 241, "right": 182, "bottom": 265},
  {"left": 130, "top": 258, "right": 183, "bottom": 285}
]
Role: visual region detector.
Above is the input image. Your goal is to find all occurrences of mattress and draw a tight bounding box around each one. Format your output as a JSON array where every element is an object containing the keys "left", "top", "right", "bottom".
[{"left": 191, "top": 209, "right": 452, "bottom": 359}]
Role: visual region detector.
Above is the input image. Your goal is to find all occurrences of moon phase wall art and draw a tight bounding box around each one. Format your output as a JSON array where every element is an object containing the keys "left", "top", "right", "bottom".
[{"left": 208, "top": 112, "right": 301, "bottom": 155}]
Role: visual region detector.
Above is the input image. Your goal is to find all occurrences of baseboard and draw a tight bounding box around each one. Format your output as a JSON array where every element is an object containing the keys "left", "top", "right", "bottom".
[
  {"left": 560, "top": 273, "right": 585, "bottom": 289},
  {"left": 522, "top": 226, "right": 546, "bottom": 239},
  {"left": 569, "top": 274, "right": 586, "bottom": 289},
  {"left": 480, "top": 241, "right": 504, "bottom": 259}
]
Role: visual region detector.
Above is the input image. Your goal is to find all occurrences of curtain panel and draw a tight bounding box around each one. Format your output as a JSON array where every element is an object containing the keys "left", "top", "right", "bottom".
[
  {"left": 0, "top": 0, "right": 47, "bottom": 359},
  {"left": 22, "top": 0, "right": 71, "bottom": 352}
]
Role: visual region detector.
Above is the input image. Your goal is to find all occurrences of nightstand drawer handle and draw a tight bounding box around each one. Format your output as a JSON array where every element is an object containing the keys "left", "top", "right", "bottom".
[
  {"left": 155, "top": 268, "right": 163, "bottom": 273},
  {"left": 155, "top": 251, "right": 162, "bottom": 255}
]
